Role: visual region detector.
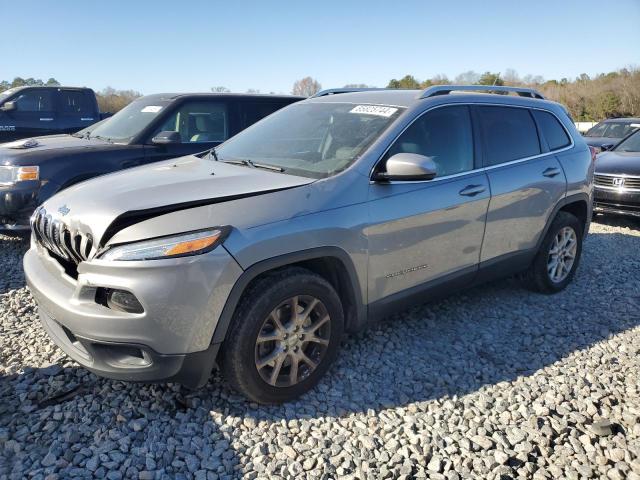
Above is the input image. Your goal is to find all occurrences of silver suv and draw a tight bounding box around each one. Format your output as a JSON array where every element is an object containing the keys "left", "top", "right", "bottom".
[{"left": 24, "top": 86, "right": 594, "bottom": 403}]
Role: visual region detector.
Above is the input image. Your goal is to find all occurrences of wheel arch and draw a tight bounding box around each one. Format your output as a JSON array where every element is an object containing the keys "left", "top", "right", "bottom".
[
  {"left": 536, "top": 192, "right": 591, "bottom": 252},
  {"left": 211, "top": 247, "right": 367, "bottom": 345}
]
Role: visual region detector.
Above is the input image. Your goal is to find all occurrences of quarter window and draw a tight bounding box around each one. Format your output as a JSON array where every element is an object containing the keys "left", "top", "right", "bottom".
[
  {"left": 532, "top": 110, "right": 571, "bottom": 151},
  {"left": 477, "top": 106, "right": 541, "bottom": 166},
  {"left": 155, "top": 101, "right": 228, "bottom": 143},
  {"left": 14, "top": 90, "right": 54, "bottom": 112},
  {"left": 384, "top": 105, "right": 474, "bottom": 177}
]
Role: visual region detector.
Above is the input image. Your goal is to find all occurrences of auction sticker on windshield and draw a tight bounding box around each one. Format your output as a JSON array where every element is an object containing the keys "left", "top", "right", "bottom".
[
  {"left": 350, "top": 105, "right": 398, "bottom": 117},
  {"left": 141, "top": 106, "right": 163, "bottom": 113}
]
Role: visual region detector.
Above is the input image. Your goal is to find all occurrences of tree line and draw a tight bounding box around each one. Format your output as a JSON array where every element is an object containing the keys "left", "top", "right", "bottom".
[
  {"left": 3, "top": 68, "right": 639, "bottom": 120},
  {"left": 292, "top": 67, "right": 640, "bottom": 121},
  {"left": 384, "top": 67, "right": 640, "bottom": 121}
]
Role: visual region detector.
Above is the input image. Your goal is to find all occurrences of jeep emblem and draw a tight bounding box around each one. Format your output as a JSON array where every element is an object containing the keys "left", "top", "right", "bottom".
[{"left": 58, "top": 205, "right": 70, "bottom": 216}]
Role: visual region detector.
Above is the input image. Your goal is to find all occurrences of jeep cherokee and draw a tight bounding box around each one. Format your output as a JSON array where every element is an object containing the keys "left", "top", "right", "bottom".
[{"left": 23, "top": 85, "right": 594, "bottom": 404}]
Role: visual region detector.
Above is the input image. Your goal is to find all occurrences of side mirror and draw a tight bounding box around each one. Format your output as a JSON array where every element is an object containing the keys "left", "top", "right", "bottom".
[
  {"left": 0, "top": 101, "right": 17, "bottom": 112},
  {"left": 600, "top": 143, "right": 614, "bottom": 152},
  {"left": 374, "top": 153, "right": 437, "bottom": 182},
  {"left": 151, "top": 131, "right": 181, "bottom": 145}
]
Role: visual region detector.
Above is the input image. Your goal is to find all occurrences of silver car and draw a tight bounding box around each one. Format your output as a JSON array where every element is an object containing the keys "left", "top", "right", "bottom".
[{"left": 24, "top": 86, "right": 594, "bottom": 403}]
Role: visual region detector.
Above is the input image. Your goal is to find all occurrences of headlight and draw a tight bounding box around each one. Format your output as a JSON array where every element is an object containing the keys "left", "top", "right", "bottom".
[
  {"left": 98, "top": 227, "right": 230, "bottom": 261},
  {"left": 0, "top": 165, "right": 39, "bottom": 185}
]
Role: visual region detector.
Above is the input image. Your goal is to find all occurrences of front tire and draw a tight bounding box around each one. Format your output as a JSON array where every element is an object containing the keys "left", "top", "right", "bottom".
[
  {"left": 522, "top": 211, "right": 583, "bottom": 294},
  {"left": 221, "top": 267, "right": 344, "bottom": 404}
]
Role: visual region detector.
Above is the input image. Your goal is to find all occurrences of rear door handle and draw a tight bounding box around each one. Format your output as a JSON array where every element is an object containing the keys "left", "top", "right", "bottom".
[
  {"left": 40, "top": 118, "right": 54, "bottom": 122},
  {"left": 543, "top": 167, "right": 561, "bottom": 178},
  {"left": 459, "top": 184, "right": 486, "bottom": 197}
]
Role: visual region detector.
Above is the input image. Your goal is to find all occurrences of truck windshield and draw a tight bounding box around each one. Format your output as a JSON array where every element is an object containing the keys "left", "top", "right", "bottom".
[
  {"left": 215, "top": 102, "right": 403, "bottom": 178},
  {"left": 76, "top": 97, "right": 171, "bottom": 143},
  {"left": 0, "top": 88, "right": 20, "bottom": 103}
]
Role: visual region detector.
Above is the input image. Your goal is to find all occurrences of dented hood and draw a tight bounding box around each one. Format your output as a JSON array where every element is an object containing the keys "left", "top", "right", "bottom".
[{"left": 40, "top": 155, "right": 314, "bottom": 246}]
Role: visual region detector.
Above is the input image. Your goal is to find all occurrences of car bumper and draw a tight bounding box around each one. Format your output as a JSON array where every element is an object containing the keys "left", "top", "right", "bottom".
[
  {"left": 0, "top": 181, "right": 39, "bottom": 228},
  {"left": 594, "top": 186, "right": 640, "bottom": 218},
  {"left": 24, "top": 243, "right": 243, "bottom": 387}
]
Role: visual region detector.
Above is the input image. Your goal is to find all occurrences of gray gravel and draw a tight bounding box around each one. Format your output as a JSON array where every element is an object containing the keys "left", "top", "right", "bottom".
[{"left": 1, "top": 217, "right": 640, "bottom": 480}]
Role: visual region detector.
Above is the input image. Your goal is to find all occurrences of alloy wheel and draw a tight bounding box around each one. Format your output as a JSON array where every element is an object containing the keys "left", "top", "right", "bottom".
[
  {"left": 254, "top": 295, "right": 331, "bottom": 387},
  {"left": 547, "top": 226, "right": 578, "bottom": 283}
]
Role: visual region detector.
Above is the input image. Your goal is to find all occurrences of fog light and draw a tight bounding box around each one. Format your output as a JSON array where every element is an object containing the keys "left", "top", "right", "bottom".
[{"left": 96, "top": 288, "right": 144, "bottom": 313}]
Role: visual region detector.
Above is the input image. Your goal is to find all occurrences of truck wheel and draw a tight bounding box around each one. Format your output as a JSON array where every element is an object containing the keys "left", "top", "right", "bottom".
[
  {"left": 221, "top": 267, "right": 344, "bottom": 404},
  {"left": 522, "top": 211, "right": 583, "bottom": 294}
]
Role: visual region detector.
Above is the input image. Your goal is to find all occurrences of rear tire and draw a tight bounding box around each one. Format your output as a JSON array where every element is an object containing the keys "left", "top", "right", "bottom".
[
  {"left": 522, "top": 211, "right": 583, "bottom": 294},
  {"left": 221, "top": 267, "right": 344, "bottom": 404}
]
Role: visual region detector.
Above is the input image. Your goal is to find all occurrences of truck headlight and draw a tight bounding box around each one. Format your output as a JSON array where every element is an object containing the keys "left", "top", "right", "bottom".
[
  {"left": 98, "top": 227, "right": 230, "bottom": 261},
  {"left": 0, "top": 165, "right": 39, "bottom": 185}
]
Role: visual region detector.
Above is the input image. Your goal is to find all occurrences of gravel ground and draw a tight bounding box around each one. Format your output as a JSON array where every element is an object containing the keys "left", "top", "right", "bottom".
[{"left": 1, "top": 217, "right": 639, "bottom": 480}]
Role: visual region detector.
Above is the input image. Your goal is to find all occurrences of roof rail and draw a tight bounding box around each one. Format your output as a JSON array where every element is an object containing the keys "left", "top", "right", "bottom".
[
  {"left": 311, "top": 87, "right": 390, "bottom": 98},
  {"left": 420, "top": 85, "right": 545, "bottom": 100}
]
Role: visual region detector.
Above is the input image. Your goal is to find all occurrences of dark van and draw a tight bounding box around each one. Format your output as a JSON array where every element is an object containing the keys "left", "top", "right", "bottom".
[{"left": 0, "top": 93, "right": 303, "bottom": 229}]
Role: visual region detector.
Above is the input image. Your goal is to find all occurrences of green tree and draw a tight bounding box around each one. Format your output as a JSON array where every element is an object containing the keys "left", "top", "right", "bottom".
[
  {"left": 477, "top": 72, "right": 504, "bottom": 86},
  {"left": 386, "top": 75, "right": 421, "bottom": 89}
]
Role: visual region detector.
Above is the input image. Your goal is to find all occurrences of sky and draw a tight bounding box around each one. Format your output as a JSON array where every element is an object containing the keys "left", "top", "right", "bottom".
[{"left": 2, "top": 0, "right": 639, "bottom": 95}]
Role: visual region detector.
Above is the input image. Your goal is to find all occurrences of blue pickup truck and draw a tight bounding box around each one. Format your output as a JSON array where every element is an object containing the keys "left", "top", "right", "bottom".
[{"left": 0, "top": 86, "right": 106, "bottom": 142}]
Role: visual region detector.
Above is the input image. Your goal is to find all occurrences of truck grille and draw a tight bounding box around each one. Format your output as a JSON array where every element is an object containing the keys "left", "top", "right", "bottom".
[
  {"left": 594, "top": 174, "right": 640, "bottom": 190},
  {"left": 30, "top": 207, "right": 94, "bottom": 265}
]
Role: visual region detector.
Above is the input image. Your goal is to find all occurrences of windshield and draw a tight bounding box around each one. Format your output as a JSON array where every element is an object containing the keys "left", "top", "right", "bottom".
[
  {"left": 0, "top": 88, "right": 21, "bottom": 103},
  {"left": 586, "top": 121, "right": 639, "bottom": 138},
  {"left": 215, "top": 102, "right": 404, "bottom": 178},
  {"left": 77, "top": 97, "right": 170, "bottom": 143},
  {"left": 613, "top": 130, "right": 640, "bottom": 152}
]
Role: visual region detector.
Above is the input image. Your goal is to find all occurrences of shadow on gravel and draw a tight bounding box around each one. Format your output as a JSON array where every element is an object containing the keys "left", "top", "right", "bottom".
[
  {"left": 0, "top": 233, "right": 29, "bottom": 295},
  {"left": 2, "top": 217, "right": 639, "bottom": 477},
  {"left": 592, "top": 213, "right": 640, "bottom": 231}
]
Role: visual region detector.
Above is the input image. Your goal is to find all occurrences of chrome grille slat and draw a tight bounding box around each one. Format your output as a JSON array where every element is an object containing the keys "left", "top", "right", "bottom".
[
  {"left": 595, "top": 174, "right": 640, "bottom": 190},
  {"left": 30, "top": 207, "right": 92, "bottom": 265}
]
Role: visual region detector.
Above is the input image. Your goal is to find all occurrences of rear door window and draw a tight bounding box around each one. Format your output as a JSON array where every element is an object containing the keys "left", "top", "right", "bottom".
[
  {"left": 59, "top": 89, "right": 94, "bottom": 116},
  {"left": 532, "top": 110, "right": 571, "bottom": 151},
  {"left": 477, "top": 106, "right": 541, "bottom": 166},
  {"left": 239, "top": 102, "right": 289, "bottom": 130}
]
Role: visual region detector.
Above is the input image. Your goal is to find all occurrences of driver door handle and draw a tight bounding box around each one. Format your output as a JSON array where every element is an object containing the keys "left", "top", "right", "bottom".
[
  {"left": 459, "top": 184, "right": 486, "bottom": 197},
  {"left": 543, "top": 167, "right": 561, "bottom": 178}
]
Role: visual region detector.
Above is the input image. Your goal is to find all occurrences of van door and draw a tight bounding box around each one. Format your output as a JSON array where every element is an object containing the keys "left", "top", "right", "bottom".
[
  {"left": 475, "top": 105, "right": 566, "bottom": 264},
  {"left": 5, "top": 88, "right": 57, "bottom": 139},
  {"left": 367, "top": 105, "right": 490, "bottom": 307}
]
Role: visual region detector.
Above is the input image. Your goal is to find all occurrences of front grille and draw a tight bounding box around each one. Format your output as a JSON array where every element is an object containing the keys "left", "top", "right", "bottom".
[
  {"left": 594, "top": 173, "right": 640, "bottom": 190},
  {"left": 31, "top": 207, "right": 94, "bottom": 265}
]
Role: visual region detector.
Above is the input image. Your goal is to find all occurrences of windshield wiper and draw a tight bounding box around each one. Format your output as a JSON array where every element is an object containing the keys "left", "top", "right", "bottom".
[{"left": 221, "top": 158, "right": 284, "bottom": 172}]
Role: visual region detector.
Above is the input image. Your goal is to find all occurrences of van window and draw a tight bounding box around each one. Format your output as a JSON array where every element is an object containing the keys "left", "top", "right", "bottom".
[
  {"left": 14, "top": 90, "right": 54, "bottom": 112},
  {"left": 155, "top": 101, "right": 228, "bottom": 143},
  {"left": 60, "top": 90, "right": 93, "bottom": 116},
  {"left": 239, "top": 102, "right": 289, "bottom": 130},
  {"left": 533, "top": 110, "right": 571, "bottom": 151},
  {"left": 477, "top": 106, "right": 540, "bottom": 166},
  {"left": 384, "top": 105, "right": 474, "bottom": 177}
]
